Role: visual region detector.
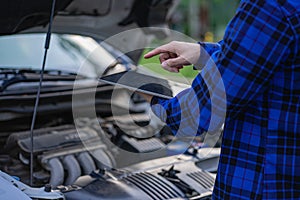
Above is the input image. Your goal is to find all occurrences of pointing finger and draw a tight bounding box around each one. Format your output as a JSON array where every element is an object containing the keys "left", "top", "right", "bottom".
[
  {"left": 144, "top": 43, "right": 176, "bottom": 59},
  {"left": 144, "top": 48, "right": 167, "bottom": 59}
]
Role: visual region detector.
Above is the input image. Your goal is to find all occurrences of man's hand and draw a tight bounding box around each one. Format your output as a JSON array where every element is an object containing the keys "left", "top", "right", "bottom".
[{"left": 144, "top": 41, "right": 200, "bottom": 73}]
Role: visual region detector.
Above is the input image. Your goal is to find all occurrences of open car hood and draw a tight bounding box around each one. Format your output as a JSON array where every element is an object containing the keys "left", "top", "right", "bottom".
[
  {"left": 1, "top": 0, "right": 179, "bottom": 62},
  {"left": 1, "top": 0, "right": 178, "bottom": 36}
]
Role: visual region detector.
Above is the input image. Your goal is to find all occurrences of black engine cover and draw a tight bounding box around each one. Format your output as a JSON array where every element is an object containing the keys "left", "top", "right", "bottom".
[{"left": 63, "top": 156, "right": 214, "bottom": 200}]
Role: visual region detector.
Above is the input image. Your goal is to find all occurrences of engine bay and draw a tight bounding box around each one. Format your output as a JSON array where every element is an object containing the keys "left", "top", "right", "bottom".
[{"left": 0, "top": 110, "right": 220, "bottom": 200}]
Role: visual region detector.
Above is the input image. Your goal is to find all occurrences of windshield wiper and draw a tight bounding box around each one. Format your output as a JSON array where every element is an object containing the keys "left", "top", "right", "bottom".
[{"left": 0, "top": 67, "right": 86, "bottom": 92}]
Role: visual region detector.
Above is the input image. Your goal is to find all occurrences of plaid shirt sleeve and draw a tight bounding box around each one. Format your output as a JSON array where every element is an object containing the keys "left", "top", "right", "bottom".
[
  {"left": 151, "top": 0, "right": 300, "bottom": 199},
  {"left": 151, "top": 0, "right": 292, "bottom": 135}
]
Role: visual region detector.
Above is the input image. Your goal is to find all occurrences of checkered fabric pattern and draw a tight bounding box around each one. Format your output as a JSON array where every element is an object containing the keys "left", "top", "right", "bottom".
[{"left": 151, "top": 0, "right": 300, "bottom": 199}]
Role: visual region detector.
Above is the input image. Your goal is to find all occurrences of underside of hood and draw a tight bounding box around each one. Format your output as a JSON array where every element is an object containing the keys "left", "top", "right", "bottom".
[
  {"left": 0, "top": 0, "right": 72, "bottom": 35},
  {"left": 1, "top": 0, "right": 178, "bottom": 36}
]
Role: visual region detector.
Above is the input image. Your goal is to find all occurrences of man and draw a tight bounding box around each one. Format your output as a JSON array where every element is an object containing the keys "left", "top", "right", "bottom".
[{"left": 143, "top": 0, "right": 300, "bottom": 199}]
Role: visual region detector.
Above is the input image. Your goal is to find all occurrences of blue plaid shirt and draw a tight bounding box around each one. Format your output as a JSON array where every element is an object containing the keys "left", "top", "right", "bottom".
[{"left": 151, "top": 0, "right": 300, "bottom": 199}]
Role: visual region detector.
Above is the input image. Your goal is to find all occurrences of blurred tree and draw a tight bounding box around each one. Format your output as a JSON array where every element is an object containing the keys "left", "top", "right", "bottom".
[{"left": 169, "top": 0, "right": 239, "bottom": 41}]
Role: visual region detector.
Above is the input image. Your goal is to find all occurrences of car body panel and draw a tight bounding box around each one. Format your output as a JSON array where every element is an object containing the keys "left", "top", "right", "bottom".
[{"left": 1, "top": 0, "right": 180, "bottom": 62}]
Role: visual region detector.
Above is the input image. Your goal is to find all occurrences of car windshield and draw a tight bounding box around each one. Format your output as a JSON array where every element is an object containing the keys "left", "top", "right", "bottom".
[{"left": 0, "top": 33, "right": 120, "bottom": 78}]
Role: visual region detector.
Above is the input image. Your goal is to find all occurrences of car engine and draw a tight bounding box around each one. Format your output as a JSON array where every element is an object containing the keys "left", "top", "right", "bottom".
[
  {"left": 0, "top": 69, "right": 221, "bottom": 200},
  {"left": 0, "top": 109, "right": 220, "bottom": 200}
]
